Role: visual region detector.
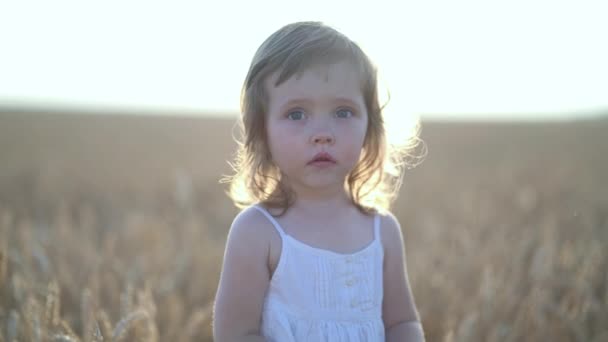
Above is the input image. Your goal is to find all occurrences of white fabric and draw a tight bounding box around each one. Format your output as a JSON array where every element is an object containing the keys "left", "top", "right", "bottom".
[{"left": 253, "top": 205, "right": 385, "bottom": 342}]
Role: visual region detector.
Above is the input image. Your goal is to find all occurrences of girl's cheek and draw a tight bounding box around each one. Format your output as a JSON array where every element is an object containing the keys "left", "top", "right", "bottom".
[{"left": 345, "top": 148, "right": 364, "bottom": 163}]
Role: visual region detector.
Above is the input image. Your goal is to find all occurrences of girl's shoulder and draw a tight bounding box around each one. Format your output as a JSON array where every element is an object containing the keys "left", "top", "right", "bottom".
[
  {"left": 232, "top": 204, "right": 273, "bottom": 228},
  {"left": 375, "top": 210, "right": 406, "bottom": 251},
  {"left": 376, "top": 210, "right": 400, "bottom": 229},
  {"left": 226, "top": 205, "right": 282, "bottom": 254}
]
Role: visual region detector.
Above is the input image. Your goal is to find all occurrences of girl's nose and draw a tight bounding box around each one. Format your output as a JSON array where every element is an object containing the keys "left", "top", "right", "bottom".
[{"left": 311, "top": 131, "right": 335, "bottom": 145}]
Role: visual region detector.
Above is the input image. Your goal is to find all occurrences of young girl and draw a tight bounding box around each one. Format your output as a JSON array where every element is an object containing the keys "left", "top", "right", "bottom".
[{"left": 213, "top": 21, "right": 425, "bottom": 341}]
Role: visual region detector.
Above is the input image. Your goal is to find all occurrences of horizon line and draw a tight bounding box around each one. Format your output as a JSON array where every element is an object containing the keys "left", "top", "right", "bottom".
[{"left": 1, "top": 100, "right": 607, "bottom": 123}]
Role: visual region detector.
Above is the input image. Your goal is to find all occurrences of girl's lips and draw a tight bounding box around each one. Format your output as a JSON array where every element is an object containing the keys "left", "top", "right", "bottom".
[
  {"left": 308, "top": 160, "right": 336, "bottom": 168},
  {"left": 308, "top": 152, "right": 336, "bottom": 165}
]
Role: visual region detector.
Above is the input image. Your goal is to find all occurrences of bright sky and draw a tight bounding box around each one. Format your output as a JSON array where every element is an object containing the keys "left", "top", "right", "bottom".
[{"left": 1, "top": 0, "right": 607, "bottom": 121}]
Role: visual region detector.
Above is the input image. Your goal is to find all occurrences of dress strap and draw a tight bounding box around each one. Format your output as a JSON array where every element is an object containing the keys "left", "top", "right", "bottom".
[
  {"left": 373, "top": 214, "right": 381, "bottom": 241},
  {"left": 252, "top": 205, "right": 287, "bottom": 238}
]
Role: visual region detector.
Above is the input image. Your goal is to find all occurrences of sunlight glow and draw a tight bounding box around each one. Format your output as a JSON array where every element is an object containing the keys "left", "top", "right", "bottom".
[{"left": 0, "top": 0, "right": 606, "bottom": 120}]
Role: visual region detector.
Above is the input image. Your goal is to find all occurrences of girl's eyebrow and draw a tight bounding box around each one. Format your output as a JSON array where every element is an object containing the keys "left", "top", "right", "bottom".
[
  {"left": 278, "top": 97, "right": 362, "bottom": 111},
  {"left": 332, "top": 97, "right": 362, "bottom": 108},
  {"left": 278, "top": 98, "right": 313, "bottom": 111}
]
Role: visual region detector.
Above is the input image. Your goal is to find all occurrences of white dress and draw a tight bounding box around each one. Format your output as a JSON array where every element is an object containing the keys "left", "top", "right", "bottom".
[{"left": 253, "top": 205, "right": 385, "bottom": 342}]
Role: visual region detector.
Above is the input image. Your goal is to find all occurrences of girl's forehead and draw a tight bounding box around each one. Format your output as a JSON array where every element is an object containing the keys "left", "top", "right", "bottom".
[
  {"left": 273, "top": 61, "right": 362, "bottom": 84},
  {"left": 265, "top": 61, "right": 365, "bottom": 98}
]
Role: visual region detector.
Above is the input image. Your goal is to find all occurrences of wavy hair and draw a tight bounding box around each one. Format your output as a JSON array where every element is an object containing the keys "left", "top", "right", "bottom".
[{"left": 223, "top": 21, "right": 425, "bottom": 216}]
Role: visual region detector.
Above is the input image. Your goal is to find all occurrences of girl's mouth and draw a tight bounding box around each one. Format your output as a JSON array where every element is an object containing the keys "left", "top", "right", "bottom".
[{"left": 308, "top": 152, "right": 336, "bottom": 166}]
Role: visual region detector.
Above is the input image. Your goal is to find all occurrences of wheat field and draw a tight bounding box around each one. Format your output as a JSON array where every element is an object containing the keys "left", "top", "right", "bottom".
[{"left": 0, "top": 110, "right": 607, "bottom": 341}]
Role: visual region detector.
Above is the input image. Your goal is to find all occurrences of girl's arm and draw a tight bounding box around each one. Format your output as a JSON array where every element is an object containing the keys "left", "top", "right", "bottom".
[
  {"left": 381, "top": 213, "right": 425, "bottom": 342},
  {"left": 213, "top": 208, "right": 273, "bottom": 342}
]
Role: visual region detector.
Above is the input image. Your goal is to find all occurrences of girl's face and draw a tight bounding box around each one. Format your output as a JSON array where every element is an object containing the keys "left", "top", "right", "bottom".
[{"left": 264, "top": 61, "right": 368, "bottom": 196}]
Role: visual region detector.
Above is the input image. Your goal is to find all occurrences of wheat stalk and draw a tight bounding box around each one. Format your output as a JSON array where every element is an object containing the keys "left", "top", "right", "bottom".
[
  {"left": 45, "top": 280, "right": 61, "bottom": 329},
  {"left": 0, "top": 210, "right": 8, "bottom": 288},
  {"left": 111, "top": 309, "right": 157, "bottom": 342},
  {"left": 95, "top": 310, "right": 113, "bottom": 341},
  {"left": 7, "top": 310, "right": 20, "bottom": 342},
  {"left": 52, "top": 334, "right": 80, "bottom": 342},
  {"left": 81, "top": 288, "right": 94, "bottom": 342},
  {"left": 119, "top": 284, "right": 133, "bottom": 319}
]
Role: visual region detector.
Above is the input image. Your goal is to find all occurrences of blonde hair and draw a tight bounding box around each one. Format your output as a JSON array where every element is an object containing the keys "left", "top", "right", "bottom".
[{"left": 223, "top": 21, "right": 424, "bottom": 216}]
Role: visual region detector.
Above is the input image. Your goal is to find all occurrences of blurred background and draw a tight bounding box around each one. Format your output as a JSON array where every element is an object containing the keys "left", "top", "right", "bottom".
[{"left": 1, "top": 0, "right": 607, "bottom": 341}]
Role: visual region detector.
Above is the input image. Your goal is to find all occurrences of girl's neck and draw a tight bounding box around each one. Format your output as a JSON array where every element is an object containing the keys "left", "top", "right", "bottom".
[{"left": 290, "top": 187, "right": 354, "bottom": 219}]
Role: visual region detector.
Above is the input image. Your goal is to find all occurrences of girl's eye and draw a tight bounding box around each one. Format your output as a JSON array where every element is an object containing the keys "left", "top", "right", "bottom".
[
  {"left": 336, "top": 108, "right": 354, "bottom": 118},
  {"left": 287, "top": 110, "right": 306, "bottom": 120}
]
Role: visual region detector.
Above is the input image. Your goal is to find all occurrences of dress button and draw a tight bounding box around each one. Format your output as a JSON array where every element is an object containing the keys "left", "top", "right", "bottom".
[
  {"left": 346, "top": 279, "right": 355, "bottom": 287},
  {"left": 350, "top": 299, "right": 358, "bottom": 308},
  {"left": 345, "top": 256, "right": 353, "bottom": 263}
]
